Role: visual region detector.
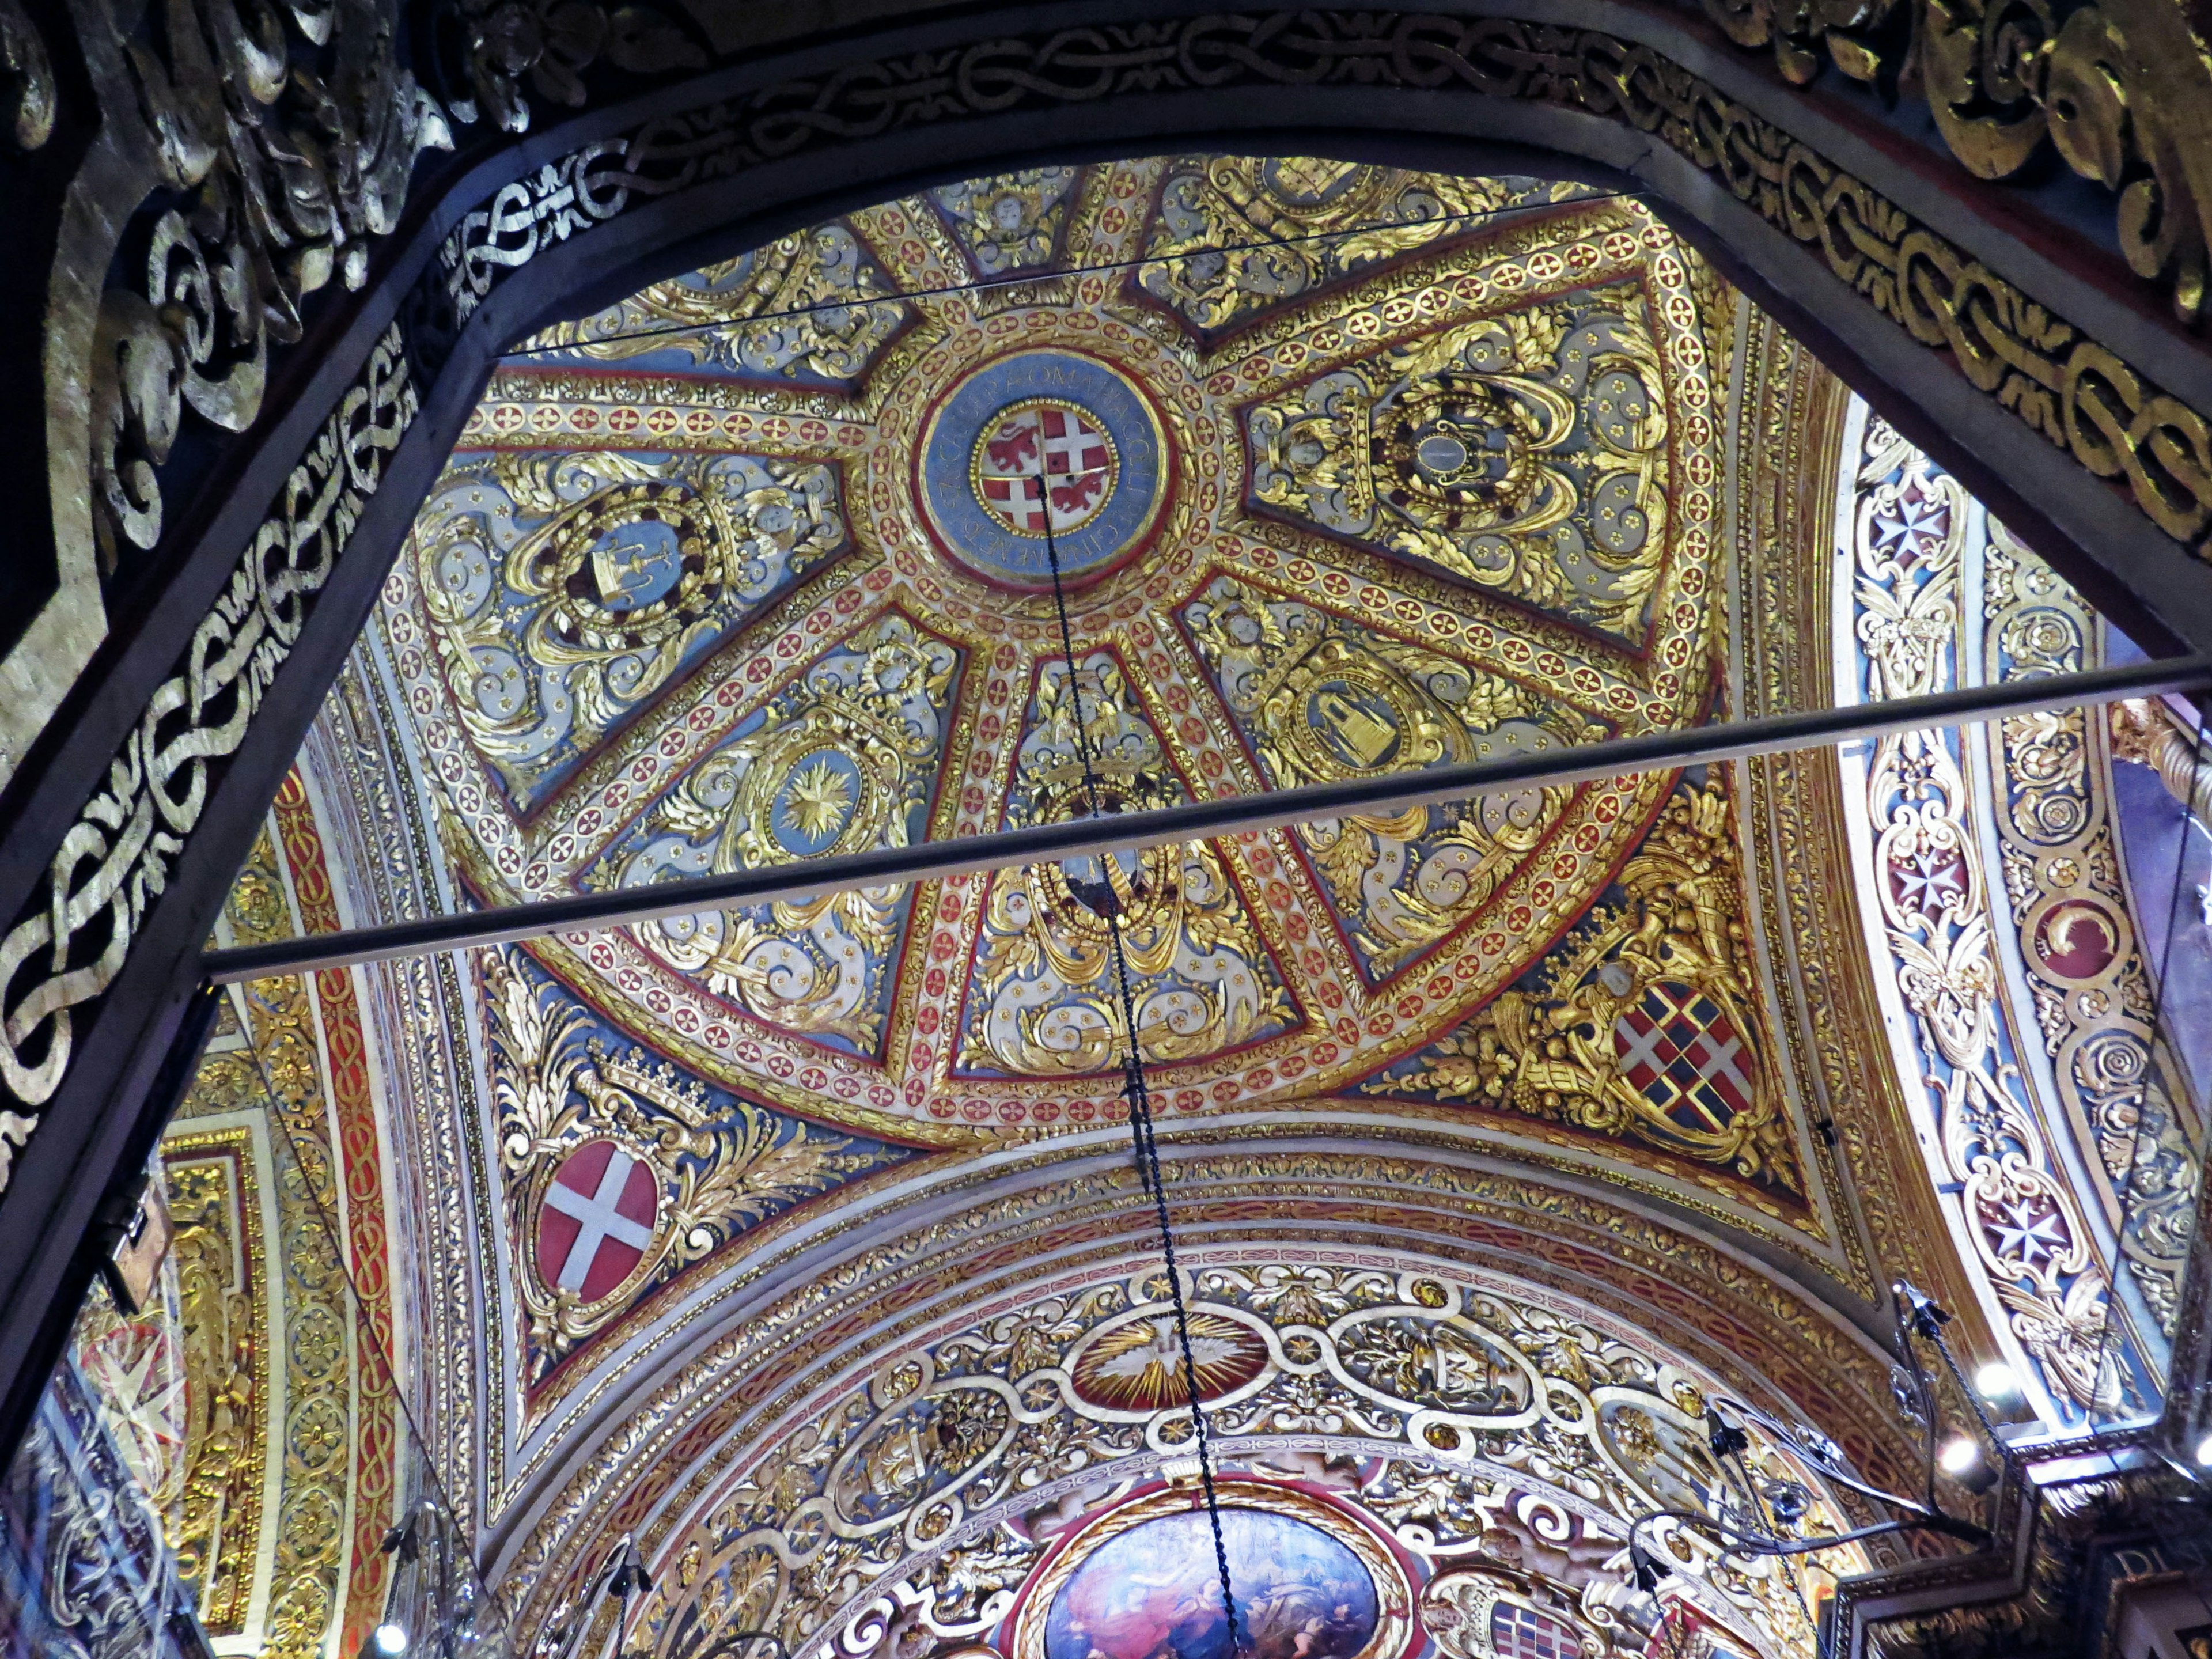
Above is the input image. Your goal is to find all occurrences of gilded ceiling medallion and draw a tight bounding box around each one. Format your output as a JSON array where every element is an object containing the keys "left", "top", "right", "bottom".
[{"left": 919, "top": 350, "right": 1171, "bottom": 590}]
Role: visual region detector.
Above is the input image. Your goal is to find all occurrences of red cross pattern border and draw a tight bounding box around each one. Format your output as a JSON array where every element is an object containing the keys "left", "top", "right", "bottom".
[
  {"left": 978, "top": 403, "right": 1114, "bottom": 535},
  {"left": 1611, "top": 980, "right": 1756, "bottom": 1135},
  {"left": 535, "top": 1140, "right": 660, "bottom": 1303}
]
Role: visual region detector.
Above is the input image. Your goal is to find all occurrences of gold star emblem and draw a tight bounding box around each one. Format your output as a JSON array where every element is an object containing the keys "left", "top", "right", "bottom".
[{"left": 781, "top": 756, "right": 854, "bottom": 843}]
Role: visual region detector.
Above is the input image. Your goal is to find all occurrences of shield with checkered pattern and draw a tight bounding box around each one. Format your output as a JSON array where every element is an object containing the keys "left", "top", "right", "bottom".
[{"left": 1611, "top": 980, "right": 1754, "bottom": 1133}]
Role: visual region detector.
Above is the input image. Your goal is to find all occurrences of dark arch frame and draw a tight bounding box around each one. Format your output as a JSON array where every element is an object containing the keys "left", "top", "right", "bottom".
[{"left": 7, "top": 0, "right": 2212, "bottom": 1471}]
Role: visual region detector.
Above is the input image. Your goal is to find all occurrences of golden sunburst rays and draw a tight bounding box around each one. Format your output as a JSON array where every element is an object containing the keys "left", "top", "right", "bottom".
[
  {"left": 779, "top": 755, "right": 856, "bottom": 846},
  {"left": 1069, "top": 1312, "right": 1270, "bottom": 1412}
]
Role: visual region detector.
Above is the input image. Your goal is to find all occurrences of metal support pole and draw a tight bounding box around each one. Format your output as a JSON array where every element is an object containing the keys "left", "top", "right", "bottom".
[{"left": 202, "top": 653, "right": 2212, "bottom": 983}]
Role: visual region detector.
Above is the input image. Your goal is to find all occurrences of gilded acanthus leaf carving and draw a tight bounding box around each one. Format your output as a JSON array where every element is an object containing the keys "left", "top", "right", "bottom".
[
  {"left": 1365, "top": 780, "right": 1802, "bottom": 1193},
  {"left": 487, "top": 946, "right": 907, "bottom": 1377},
  {"left": 601, "top": 613, "right": 959, "bottom": 1052},
  {"left": 1245, "top": 285, "right": 1669, "bottom": 643},
  {"left": 1135, "top": 158, "right": 1571, "bottom": 337},
  {"left": 88, "top": 0, "right": 448, "bottom": 570},
  {"left": 161, "top": 1143, "right": 267, "bottom": 1635},
  {"left": 960, "top": 652, "right": 1298, "bottom": 1075},
  {"left": 521, "top": 222, "right": 910, "bottom": 388},
  {"left": 1689, "top": 0, "right": 2212, "bottom": 323}
]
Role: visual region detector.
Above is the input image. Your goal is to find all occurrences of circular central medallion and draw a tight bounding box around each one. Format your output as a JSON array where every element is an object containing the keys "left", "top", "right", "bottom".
[{"left": 918, "top": 349, "right": 1170, "bottom": 590}]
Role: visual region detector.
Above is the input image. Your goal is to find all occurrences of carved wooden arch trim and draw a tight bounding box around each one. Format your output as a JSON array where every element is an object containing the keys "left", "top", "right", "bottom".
[{"left": 10, "top": 0, "right": 2212, "bottom": 1465}]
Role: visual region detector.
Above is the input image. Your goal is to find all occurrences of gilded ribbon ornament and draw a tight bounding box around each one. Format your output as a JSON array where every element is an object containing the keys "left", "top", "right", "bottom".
[{"left": 0, "top": 330, "right": 416, "bottom": 1190}]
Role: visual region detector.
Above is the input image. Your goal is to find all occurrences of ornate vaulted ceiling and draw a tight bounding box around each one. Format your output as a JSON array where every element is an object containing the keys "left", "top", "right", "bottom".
[
  {"left": 172, "top": 150, "right": 2183, "bottom": 1659},
  {"left": 274, "top": 153, "right": 1904, "bottom": 1425},
  {"left": 395, "top": 157, "right": 1806, "bottom": 1209}
]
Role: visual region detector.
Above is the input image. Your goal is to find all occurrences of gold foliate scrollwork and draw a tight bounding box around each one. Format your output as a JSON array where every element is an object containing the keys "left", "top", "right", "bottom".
[
  {"left": 929, "top": 168, "right": 1081, "bottom": 277},
  {"left": 611, "top": 614, "right": 956, "bottom": 1048},
  {"left": 0, "top": 329, "right": 415, "bottom": 1187},
  {"left": 523, "top": 222, "right": 910, "bottom": 388},
  {"left": 415, "top": 448, "right": 846, "bottom": 809},
  {"left": 425, "top": 16, "right": 2212, "bottom": 570},
  {"left": 1697, "top": 0, "right": 2212, "bottom": 324},
  {"left": 487, "top": 947, "right": 888, "bottom": 1372},
  {"left": 87, "top": 0, "right": 449, "bottom": 567},
  {"left": 962, "top": 653, "right": 1295, "bottom": 1075},
  {"left": 1248, "top": 285, "right": 1669, "bottom": 640},
  {"left": 625, "top": 1263, "right": 1851, "bottom": 1659},
  {"left": 1849, "top": 416, "right": 2138, "bottom": 1412},
  {"left": 176, "top": 877, "right": 369, "bottom": 1658},
  {"left": 1373, "top": 781, "right": 1801, "bottom": 1192},
  {"left": 1137, "top": 157, "right": 1577, "bottom": 336},
  {"left": 1185, "top": 575, "right": 1593, "bottom": 978},
  {"left": 160, "top": 1139, "right": 268, "bottom": 1635},
  {"left": 1981, "top": 523, "right": 2199, "bottom": 1332}
]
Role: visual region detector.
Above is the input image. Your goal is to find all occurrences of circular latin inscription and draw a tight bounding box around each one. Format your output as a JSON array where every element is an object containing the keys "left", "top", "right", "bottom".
[{"left": 919, "top": 350, "right": 1168, "bottom": 590}]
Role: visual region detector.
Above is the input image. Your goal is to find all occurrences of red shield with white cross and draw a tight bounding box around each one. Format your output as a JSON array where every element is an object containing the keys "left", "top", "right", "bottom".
[
  {"left": 1612, "top": 981, "right": 1755, "bottom": 1134},
  {"left": 535, "top": 1141, "right": 660, "bottom": 1302},
  {"left": 975, "top": 401, "right": 1115, "bottom": 535}
]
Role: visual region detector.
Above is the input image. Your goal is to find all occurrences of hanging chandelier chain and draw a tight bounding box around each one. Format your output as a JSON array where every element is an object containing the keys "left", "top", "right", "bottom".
[{"left": 1029, "top": 452, "right": 1242, "bottom": 1654}]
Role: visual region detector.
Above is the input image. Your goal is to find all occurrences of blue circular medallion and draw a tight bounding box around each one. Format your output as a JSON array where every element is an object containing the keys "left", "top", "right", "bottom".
[{"left": 918, "top": 350, "right": 1169, "bottom": 590}]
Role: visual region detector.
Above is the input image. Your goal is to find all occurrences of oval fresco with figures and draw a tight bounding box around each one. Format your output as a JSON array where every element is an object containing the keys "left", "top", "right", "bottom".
[
  {"left": 1044, "top": 1509, "right": 1378, "bottom": 1659},
  {"left": 384, "top": 152, "right": 1816, "bottom": 1261}
]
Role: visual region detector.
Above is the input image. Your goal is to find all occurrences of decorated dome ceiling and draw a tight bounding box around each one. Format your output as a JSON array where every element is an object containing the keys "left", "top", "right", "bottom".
[
  {"left": 402, "top": 157, "right": 1759, "bottom": 1180},
  {"left": 139, "top": 150, "right": 2212, "bottom": 1659}
]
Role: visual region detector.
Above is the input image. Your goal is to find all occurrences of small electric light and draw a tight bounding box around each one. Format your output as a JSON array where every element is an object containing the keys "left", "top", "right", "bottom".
[
  {"left": 1974, "top": 1362, "right": 2020, "bottom": 1401},
  {"left": 1937, "top": 1434, "right": 1981, "bottom": 1476},
  {"left": 2195, "top": 1430, "right": 2212, "bottom": 1468},
  {"left": 1938, "top": 1433, "right": 1999, "bottom": 1493},
  {"left": 372, "top": 1624, "right": 408, "bottom": 1657}
]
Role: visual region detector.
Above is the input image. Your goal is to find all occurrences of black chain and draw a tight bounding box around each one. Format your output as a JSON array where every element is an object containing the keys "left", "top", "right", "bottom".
[{"left": 1027, "top": 454, "right": 1243, "bottom": 1654}]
